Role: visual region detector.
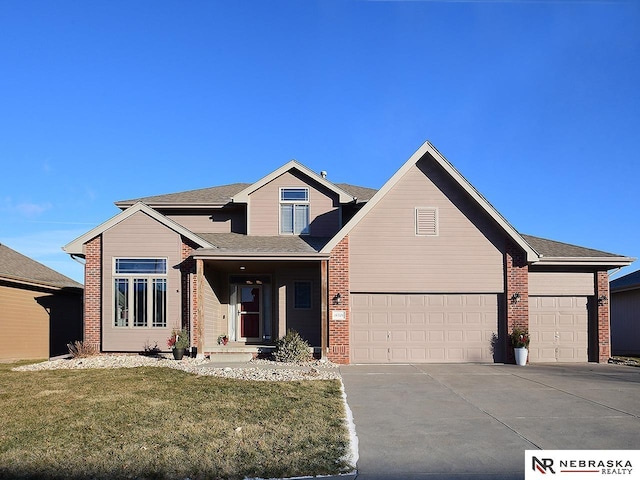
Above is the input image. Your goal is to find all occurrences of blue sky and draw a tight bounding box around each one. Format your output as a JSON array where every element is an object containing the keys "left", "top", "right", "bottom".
[{"left": 1, "top": 0, "right": 638, "bottom": 284}]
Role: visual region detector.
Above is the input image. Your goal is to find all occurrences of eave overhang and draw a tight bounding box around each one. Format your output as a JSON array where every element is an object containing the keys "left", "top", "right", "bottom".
[
  {"left": 0, "top": 275, "right": 82, "bottom": 291},
  {"left": 115, "top": 202, "right": 230, "bottom": 210},
  {"left": 532, "top": 256, "right": 636, "bottom": 268}
]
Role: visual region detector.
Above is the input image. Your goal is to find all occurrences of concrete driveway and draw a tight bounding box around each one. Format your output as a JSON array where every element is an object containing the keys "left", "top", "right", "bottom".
[{"left": 340, "top": 363, "right": 640, "bottom": 479}]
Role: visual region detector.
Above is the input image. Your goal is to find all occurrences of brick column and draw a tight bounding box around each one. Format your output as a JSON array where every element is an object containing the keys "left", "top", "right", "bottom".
[
  {"left": 84, "top": 235, "right": 102, "bottom": 351},
  {"left": 328, "top": 236, "right": 350, "bottom": 364},
  {"left": 505, "top": 241, "right": 529, "bottom": 363},
  {"left": 596, "top": 271, "right": 611, "bottom": 363}
]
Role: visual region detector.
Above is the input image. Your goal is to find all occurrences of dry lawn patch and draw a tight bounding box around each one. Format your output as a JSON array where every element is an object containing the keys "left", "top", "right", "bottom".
[{"left": 0, "top": 361, "right": 351, "bottom": 479}]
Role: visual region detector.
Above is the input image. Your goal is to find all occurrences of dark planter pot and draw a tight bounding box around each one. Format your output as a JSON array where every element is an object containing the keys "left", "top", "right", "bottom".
[{"left": 173, "top": 348, "right": 185, "bottom": 360}]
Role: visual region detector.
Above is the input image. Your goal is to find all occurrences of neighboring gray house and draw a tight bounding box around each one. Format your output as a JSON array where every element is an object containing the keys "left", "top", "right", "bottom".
[
  {"left": 610, "top": 270, "right": 640, "bottom": 356},
  {"left": 63, "top": 141, "right": 634, "bottom": 364},
  {"left": 0, "top": 243, "right": 83, "bottom": 360}
]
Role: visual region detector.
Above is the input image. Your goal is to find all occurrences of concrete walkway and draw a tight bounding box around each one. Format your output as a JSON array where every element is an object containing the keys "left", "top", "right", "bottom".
[{"left": 340, "top": 363, "right": 640, "bottom": 479}]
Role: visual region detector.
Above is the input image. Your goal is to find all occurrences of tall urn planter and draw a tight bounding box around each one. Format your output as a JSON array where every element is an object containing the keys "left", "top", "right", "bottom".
[
  {"left": 514, "top": 347, "right": 528, "bottom": 366},
  {"left": 510, "top": 327, "right": 530, "bottom": 366}
]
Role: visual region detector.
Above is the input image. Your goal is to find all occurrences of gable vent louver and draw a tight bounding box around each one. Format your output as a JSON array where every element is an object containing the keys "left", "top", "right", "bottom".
[{"left": 415, "top": 207, "right": 438, "bottom": 236}]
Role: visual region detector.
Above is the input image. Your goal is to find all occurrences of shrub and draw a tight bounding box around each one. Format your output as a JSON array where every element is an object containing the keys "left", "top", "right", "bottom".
[
  {"left": 274, "top": 329, "right": 311, "bottom": 363},
  {"left": 67, "top": 340, "right": 99, "bottom": 358},
  {"left": 141, "top": 341, "right": 161, "bottom": 357},
  {"left": 510, "top": 327, "right": 530, "bottom": 348}
]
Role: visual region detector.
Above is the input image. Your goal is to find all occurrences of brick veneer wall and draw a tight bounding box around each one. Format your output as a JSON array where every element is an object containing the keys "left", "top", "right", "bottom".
[
  {"left": 328, "top": 236, "right": 350, "bottom": 364},
  {"left": 505, "top": 241, "right": 529, "bottom": 363},
  {"left": 596, "top": 270, "right": 611, "bottom": 363},
  {"left": 180, "top": 237, "right": 198, "bottom": 350},
  {"left": 84, "top": 235, "right": 102, "bottom": 351}
]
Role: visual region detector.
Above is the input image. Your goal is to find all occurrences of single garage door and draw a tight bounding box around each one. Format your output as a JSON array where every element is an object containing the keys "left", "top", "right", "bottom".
[
  {"left": 529, "top": 296, "right": 589, "bottom": 363},
  {"left": 351, "top": 294, "right": 498, "bottom": 363}
]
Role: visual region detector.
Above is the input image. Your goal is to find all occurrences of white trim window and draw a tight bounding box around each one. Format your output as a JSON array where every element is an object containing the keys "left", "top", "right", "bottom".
[
  {"left": 114, "top": 258, "right": 167, "bottom": 328},
  {"left": 280, "top": 187, "right": 310, "bottom": 235}
]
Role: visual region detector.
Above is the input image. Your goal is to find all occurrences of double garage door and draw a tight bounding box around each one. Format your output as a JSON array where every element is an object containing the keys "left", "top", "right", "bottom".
[
  {"left": 351, "top": 293, "right": 590, "bottom": 363},
  {"left": 351, "top": 294, "right": 498, "bottom": 363}
]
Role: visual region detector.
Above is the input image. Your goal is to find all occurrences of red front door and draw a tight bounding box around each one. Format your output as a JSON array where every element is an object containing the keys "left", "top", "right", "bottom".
[{"left": 239, "top": 285, "right": 261, "bottom": 340}]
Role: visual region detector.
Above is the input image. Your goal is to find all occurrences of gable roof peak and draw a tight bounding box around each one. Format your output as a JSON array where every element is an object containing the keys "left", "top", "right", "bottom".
[
  {"left": 321, "top": 140, "right": 539, "bottom": 261},
  {"left": 63, "top": 202, "right": 214, "bottom": 256},
  {"left": 231, "top": 159, "right": 356, "bottom": 203}
]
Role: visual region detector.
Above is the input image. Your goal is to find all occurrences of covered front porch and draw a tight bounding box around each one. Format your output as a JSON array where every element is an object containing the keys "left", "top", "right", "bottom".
[{"left": 193, "top": 256, "right": 330, "bottom": 358}]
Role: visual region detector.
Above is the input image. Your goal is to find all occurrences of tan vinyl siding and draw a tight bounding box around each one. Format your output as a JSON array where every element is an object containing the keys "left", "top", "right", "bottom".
[
  {"left": 529, "top": 272, "right": 595, "bottom": 296},
  {"left": 102, "top": 211, "right": 183, "bottom": 352},
  {"left": 611, "top": 289, "right": 640, "bottom": 355},
  {"left": 248, "top": 171, "right": 340, "bottom": 236},
  {"left": 166, "top": 211, "right": 245, "bottom": 234},
  {"left": 0, "top": 283, "right": 49, "bottom": 360},
  {"left": 202, "top": 264, "right": 225, "bottom": 349},
  {"left": 350, "top": 159, "right": 505, "bottom": 293}
]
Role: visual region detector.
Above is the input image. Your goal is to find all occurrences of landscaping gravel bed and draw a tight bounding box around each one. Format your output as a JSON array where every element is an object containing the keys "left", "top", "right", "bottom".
[{"left": 12, "top": 355, "right": 342, "bottom": 381}]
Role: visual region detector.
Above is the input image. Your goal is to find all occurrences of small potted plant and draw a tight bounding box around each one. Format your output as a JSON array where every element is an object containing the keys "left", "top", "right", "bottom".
[
  {"left": 217, "top": 334, "right": 229, "bottom": 346},
  {"left": 167, "top": 328, "right": 190, "bottom": 360},
  {"left": 510, "top": 326, "right": 530, "bottom": 366}
]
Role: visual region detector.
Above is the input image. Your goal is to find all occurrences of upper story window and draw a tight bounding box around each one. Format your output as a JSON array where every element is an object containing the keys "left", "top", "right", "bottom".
[
  {"left": 114, "top": 258, "right": 167, "bottom": 328},
  {"left": 280, "top": 187, "right": 310, "bottom": 235}
]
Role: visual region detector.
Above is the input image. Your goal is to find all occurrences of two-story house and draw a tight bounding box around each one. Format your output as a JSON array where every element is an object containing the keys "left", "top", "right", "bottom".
[{"left": 63, "top": 141, "right": 634, "bottom": 364}]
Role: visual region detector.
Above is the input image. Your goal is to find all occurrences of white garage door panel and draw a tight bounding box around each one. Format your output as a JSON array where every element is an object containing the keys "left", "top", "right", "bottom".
[
  {"left": 351, "top": 294, "right": 498, "bottom": 363},
  {"left": 529, "top": 296, "right": 588, "bottom": 363}
]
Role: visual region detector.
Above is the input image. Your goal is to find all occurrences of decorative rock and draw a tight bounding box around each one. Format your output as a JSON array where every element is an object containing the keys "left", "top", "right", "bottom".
[{"left": 11, "top": 355, "right": 341, "bottom": 381}]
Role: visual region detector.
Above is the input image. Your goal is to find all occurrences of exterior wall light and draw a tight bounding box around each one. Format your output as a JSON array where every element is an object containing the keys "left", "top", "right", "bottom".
[
  {"left": 332, "top": 293, "right": 342, "bottom": 305},
  {"left": 598, "top": 294, "right": 608, "bottom": 306},
  {"left": 510, "top": 292, "right": 521, "bottom": 305}
]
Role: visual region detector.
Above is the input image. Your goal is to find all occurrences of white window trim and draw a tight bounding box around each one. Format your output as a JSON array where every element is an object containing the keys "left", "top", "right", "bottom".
[
  {"left": 113, "top": 257, "right": 168, "bottom": 329},
  {"left": 279, "top": 187, "right": 310, "bottom": 235},
  {"left": 415, "top": 207, "right": 439, "bottom": 236}
]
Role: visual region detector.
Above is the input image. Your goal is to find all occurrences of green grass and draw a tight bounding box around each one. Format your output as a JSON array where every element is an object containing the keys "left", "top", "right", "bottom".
[{"left": 0, "top": 361, "right": 352, "bottom": 479}]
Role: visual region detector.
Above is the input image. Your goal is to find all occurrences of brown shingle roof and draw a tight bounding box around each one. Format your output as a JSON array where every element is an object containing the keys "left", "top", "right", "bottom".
[
  {"left": 116, "top": 182, "right": 377, "bottom": 208},
  {"left": 522, "top": 234, "right": 623, "bottom": 258},
  {"left": 115, "top": 183, "right": 252, "bottom": 207},
  {"left": 611, "top": 269, "right": 640, "bottom": 292},
  {"left": 194, "top": 233, "right": 331, "bottom": 255},
  {"left": 335, "top": 183, "right": 378, "bottom": 202},
  {"left": 0, "top": 244, "right": 82, "bottom": 289}
]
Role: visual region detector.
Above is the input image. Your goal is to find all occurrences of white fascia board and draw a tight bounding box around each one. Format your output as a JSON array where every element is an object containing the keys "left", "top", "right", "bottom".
[
  {"left": 115, "top": 202, "right": 228, "bottom": 210},
  {"left": 322, "top": 140, "right": 539, "bottom": 262},
  {"left": 535, "top": 256, "right": 636, "bottom": 267},
  {"left": 62, "top": 202, "right": 214, "bottom": 256},
  {"left": 232, "top": 160, "right": 355, "bottom": 203},
  {"left": 192, "top": 254, "right": 329, "bottom": 261}
]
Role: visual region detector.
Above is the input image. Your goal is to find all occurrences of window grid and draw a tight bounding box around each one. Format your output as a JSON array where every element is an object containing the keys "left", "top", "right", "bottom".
[
  {"left": 280, "top": 188, "right": 310, "bottom": 235},
  {"left": 113, "top": 258, "right": 167, "bottom": 328}
]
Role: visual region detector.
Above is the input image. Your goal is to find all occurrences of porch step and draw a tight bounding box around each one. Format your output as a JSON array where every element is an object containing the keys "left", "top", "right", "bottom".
[{"left": 207, "top": 352, "right": 254, "bottom": 363}]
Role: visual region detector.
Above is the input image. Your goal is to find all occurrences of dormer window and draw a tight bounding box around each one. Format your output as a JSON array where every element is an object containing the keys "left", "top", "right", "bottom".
[{"left": 280, "top": 187, "right": 310, "bottom": 235}]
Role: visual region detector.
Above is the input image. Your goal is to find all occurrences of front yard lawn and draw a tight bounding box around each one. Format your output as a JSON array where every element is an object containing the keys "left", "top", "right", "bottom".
[{"left": 0, "top": 362, "right": 352, "bottom": 479}]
